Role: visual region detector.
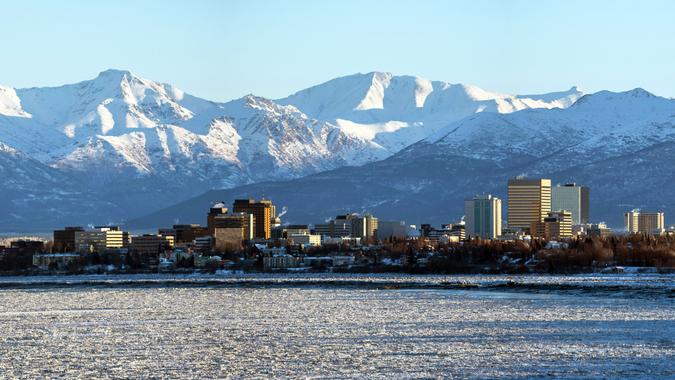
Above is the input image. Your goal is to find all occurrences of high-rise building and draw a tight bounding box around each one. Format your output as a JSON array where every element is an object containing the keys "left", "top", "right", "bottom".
[
  {"left": 352, "top": 214, "right": 378, "bottom": 240},
  {"left": 465, "top": 194, "right": 502, "bottom": 239},
  {"left": 207, "top": 202, "right": 228, "bottom": 235},
  {"left": 507, "top": 178, "right": 551, "bottom": 231},
  {"left": 213, "top": 212, "right": 255, "bottom": 251},
  {"left": 53, "top": 226, "right": 84, "bottom": 252},
  {"left": 531, "top": 210, "right": 573, "bottom": 239},
  {"left": 232, "top": 199, "right": 275, "bottom": 239},
  {"left": 624, "top": 210, "right": 665, "bottom": 234},
  {"left": 551, "top": 183, "right": 589, "bottom": 225}
]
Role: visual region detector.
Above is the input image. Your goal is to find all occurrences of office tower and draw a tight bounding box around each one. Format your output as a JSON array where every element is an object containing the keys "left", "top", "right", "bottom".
[
  {"left": 465, "top": 194, "right": 502, "bottom": 239},
  {"left": 531, "top": 210, "right": 573, "bottom": 239},
  {"left": 213, "top": 213, "right": 255, "bottom": 251},
  {"left": 232, "top": 199, "right": 275, "bottom": 239},
  {"left": 551, "top": 183, "right": 589, "bottom": 224},
  {"left": 53, "top": 226, "right": 84, "bottom": 252},
  {"left": 507, "top": 178, "right": 551, "bottom": 231},
  {"left": 352, "top": 214, "right": 378, "bottom": 240},
  {"left": 624, "top": 210, "right": 665, "bottom": 234},
  {"left": 207, "top": 202, "right": 228, "bottom": 235}
]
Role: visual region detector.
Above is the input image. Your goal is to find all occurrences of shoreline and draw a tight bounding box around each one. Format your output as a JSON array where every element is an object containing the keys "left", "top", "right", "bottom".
[{"left": 0, "top": 272, "right": 672, "bottom": 298}]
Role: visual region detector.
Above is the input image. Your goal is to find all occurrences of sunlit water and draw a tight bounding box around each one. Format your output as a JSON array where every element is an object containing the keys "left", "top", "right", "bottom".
[{"left": 0, "top": 274, "right": 673, "bottom": 378}]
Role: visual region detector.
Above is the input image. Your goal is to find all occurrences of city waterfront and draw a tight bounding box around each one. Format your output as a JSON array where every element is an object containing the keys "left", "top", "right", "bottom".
[{"left": 0, "top": 274, "right": 672, "bottom": 378}]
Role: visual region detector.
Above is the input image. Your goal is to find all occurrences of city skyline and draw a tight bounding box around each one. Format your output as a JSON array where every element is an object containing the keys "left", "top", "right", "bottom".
[{"left": 0, "top": 3, "right": 672, "bottom": 378}]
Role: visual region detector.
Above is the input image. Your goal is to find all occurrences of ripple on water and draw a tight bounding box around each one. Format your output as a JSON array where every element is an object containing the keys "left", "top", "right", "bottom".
[{"left": 0, "top": 280, "right": 672, "bottom": 378}]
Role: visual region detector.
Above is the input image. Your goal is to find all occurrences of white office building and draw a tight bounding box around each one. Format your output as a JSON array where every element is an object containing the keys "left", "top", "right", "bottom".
[{"left": 464, "top": 194, "right": 502, "bottom": 239}]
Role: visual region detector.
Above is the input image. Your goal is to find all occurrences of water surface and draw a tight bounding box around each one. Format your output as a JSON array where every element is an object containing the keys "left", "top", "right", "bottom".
[{"left": 0, "top": 274, "right": 672, "bottom": 378}]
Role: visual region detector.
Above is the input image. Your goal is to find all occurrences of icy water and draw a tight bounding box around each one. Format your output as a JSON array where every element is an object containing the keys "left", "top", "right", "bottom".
[{"left": 0, "top": 274, "right": 673, "bottom": 379}]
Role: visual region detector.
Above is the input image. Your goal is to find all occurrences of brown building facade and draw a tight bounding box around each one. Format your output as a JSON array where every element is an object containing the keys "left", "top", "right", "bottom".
[
  {"left": 531, "top": 211, "right": 572, "bottom": 239},
  {"left": 232, "top": 199, "right": 275, "bottom": 239},
  {"left": 53, "top": 226, "right": 84, "bottom": 253},
  {"left": 508, "top": 178, "right": 552, "bottom": 231}
]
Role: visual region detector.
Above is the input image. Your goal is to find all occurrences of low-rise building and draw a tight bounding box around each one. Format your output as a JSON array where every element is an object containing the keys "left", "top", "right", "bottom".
[
  {"left": 74, "top": 227, "right": 126, "bottom": 253},
  {"left": 314, "top": 214, "right": 355, "bottom": 237},
  {"left": 531, "top": 211, "right": 573, "bottom": 239},
  {"left": 194, "top": 254, "right": 223, "bottom": 269},
  {"left": 194, "top": 236, "right": 213, "bottom": 254},
  {"left": 33, "top": 253, "right": 80, "bottom": 271},
  {"left": 302, "top": 255, "right": 355, "bottom": 267},
  {"left": 167, "top": 224, "right": 209, "bottom": 244},
  {"left": 332, "top": 256, "right": 355, "bottom": 267},
  {"left": 288, "top": 233, "right": 321, "bottom": 247},
  {"left": 376, "top": 220, "right": 408, "bottom": 240},
  {"left": 624, "top": 210, "right": 665, "bottom": 234},
  {"left": 263, "top": 254, "right": 298, "bottom": 269},
  {"left": 587, "top": 222, "right": 613, "bottom": 237},
  {"left": 130, "top": 234, "right": 173, "bottom": 255},
  {"left": 423, "top": 223, "right": 465, "bottom": 242},
  {"left": 273, "top": 224, "right": 310, "bottom": 239}
]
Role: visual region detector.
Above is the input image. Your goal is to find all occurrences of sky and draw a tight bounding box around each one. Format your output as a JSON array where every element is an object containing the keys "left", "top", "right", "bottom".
[{"left": 1, "top": 0, "right": 674, "bottom": 101}]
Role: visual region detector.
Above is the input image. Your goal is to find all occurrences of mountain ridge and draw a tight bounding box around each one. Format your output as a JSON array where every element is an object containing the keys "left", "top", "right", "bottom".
[
  {"left": 128, "top": 87, "right": 675, "bottom": 230},
  {"left": 0, "top": 69, "right": 657, "bottom": 230}
]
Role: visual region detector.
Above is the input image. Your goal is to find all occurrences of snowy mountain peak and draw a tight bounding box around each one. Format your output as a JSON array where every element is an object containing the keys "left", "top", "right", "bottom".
[
  {"left": 13, "top": 69, "right": 199, "bottom": 139},
  {"left": 95, "top": 68, "right": 134, "bottom": 80},
  {"left": 278, "top": 72, "right": 586, "bottom": 154},
  {"left": 626, "top": 87, "right": 656, "bottom": 98},
  {"left": 0, "top": 85, "right": 31, "bottom": 118},
  {"left": 2, "top": 70, "right": 670, "bottom": 229},
  {"left": 572, "top": 88, "right": 668, "bottom": 110}
]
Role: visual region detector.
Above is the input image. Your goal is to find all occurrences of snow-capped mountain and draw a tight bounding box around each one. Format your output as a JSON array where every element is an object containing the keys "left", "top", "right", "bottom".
[
  {"left": 2, "top": 69, "right": 382, "bottom": 186},
  {"left": 278, "top": 72, "right": 583, "bottom": 153},
  {"left": 0, "top": 70, "right": 587, "bottom": 229},
  {"left": 0, "top": 70, "right": 384, "bottom": 228},
  {"left": 130, "top": 88, "right": 675, "bottom": 229}
]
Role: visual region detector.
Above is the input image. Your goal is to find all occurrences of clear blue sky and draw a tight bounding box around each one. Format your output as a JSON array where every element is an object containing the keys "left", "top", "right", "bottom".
[{"left": 2, "top": 0, "right": 674, "bottom": 101}]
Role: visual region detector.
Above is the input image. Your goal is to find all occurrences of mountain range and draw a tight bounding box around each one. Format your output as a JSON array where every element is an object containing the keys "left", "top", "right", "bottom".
[{"left": 1, "top": 70, "right": 672, "bottom": 231}]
